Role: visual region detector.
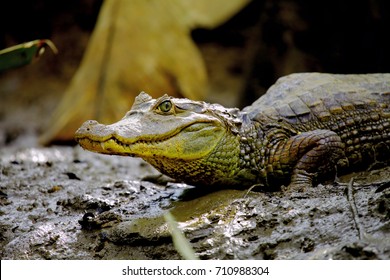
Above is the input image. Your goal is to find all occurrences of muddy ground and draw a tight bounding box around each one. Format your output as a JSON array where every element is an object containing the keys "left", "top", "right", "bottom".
[{"left": 1, "top": 141, "right": 390, "bottom": 259}]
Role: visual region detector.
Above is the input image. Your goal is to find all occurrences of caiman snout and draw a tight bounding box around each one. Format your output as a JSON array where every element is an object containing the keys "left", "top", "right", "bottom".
[
  {"left": 75, "top": 120, "right": 113, "bottom": 141},
  {"left": 77, "top": 120, "right": 99, "bottom": 132}
]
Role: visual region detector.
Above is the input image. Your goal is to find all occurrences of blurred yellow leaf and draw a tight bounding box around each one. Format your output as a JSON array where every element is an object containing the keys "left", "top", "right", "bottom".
[{"left": 40, "top": 0, "right": 249, "bottom": 144}]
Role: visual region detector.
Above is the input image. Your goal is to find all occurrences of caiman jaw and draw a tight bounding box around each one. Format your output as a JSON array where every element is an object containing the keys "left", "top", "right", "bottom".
[{"left": 75, "top": 119, "right": 225, "bottom": 161}]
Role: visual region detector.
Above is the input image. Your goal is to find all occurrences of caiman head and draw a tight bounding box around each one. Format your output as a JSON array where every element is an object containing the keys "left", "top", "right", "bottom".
[{"left": 75, "top": 92, "right": 242, "bottom": 186}]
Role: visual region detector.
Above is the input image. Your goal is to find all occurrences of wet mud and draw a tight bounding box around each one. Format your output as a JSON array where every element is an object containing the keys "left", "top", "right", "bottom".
[{"left": 1, "top": 144, "right": 389, "bottom": 259}]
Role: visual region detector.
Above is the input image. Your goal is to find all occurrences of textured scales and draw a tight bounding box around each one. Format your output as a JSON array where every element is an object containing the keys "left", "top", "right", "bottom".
[{"left": 75, "top": 73, "right": 390, "bottom": 189}]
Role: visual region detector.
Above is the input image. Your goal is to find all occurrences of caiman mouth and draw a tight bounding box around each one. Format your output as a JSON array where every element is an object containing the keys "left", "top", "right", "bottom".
[{"left": 76, "top": 121, "right": 219, "bottom": 158}]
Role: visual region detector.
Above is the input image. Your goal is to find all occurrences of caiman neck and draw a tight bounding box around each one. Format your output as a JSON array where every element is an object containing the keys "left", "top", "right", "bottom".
[
  {"left": 146, "top": 115, "right": 264, "bottom": 187},
  {"left": 145, "top": 130, "right": 244, "bottom": 186}
]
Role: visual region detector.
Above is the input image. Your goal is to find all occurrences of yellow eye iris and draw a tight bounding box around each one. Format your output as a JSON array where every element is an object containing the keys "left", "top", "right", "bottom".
[{"left": 158, "top": 100, "right": 172, "bottom": 113}]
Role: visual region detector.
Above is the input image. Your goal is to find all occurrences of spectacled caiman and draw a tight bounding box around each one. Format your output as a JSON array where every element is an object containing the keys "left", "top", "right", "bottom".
[{"left": 75, "top": 73, "right": 390, "bottom": 189}]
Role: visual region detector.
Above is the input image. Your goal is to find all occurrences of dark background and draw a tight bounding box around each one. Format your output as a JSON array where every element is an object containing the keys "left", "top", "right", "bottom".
[{"left": 1, "top": 0, "right": 390, "bottom": 106}]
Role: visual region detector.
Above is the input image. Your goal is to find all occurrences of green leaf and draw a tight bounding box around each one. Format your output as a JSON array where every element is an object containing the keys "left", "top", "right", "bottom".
[{"left": 0, "top": 39, "right": 57, "bottom": 72}]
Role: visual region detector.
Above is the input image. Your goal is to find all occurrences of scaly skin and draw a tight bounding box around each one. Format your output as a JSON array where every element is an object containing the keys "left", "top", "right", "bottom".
[{"left": 75, "top": 73, "right": 390, "bottom": 189}]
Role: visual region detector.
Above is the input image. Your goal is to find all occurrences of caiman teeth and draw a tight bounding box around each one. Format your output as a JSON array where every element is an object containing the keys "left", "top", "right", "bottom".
[{"left": 81, "top": 122, "right": 213, "bottom": 153}]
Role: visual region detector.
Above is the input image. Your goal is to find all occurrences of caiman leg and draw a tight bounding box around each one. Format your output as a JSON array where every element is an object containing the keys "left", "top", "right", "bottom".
[{"left": 274, "top": 130, "right": 346, "bottom": 190}]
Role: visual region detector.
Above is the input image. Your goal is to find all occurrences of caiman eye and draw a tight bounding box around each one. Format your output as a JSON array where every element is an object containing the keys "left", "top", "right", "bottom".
[{"left": 158, "top": 100, "right": 173, "bottom": 113}]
